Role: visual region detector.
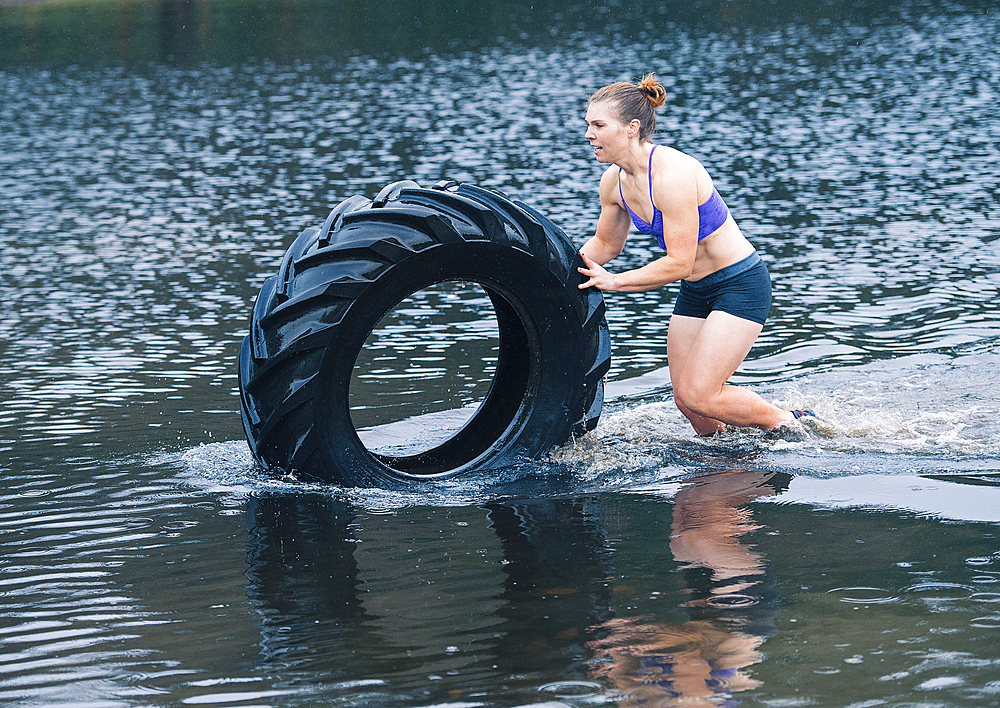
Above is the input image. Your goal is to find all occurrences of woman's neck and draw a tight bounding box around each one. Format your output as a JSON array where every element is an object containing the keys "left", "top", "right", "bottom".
[{"left": 616, "top": 140, "right": 655, "bottom": 177}]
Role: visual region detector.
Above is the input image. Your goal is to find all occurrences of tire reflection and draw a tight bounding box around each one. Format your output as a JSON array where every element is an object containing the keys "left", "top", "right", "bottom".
[{"left": 243, "top": 469, "right": 787, "bottom": 703}]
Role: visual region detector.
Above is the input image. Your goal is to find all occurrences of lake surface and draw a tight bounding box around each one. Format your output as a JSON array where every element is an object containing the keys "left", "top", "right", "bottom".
[{"left": 2, "top": 0, "right": 1000, "bottom": 706}]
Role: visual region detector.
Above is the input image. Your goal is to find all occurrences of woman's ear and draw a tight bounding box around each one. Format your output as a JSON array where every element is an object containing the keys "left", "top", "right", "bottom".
[{"left": 628, "top": 119, "right": 641, "bottom": 138}]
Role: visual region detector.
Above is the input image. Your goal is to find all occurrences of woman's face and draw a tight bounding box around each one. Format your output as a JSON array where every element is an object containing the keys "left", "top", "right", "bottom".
[{"left": 584, "top": 100, "right": 631, "bottom": 163}]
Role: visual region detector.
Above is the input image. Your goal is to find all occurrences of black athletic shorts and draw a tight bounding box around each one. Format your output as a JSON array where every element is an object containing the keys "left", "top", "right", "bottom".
[{"left": 673, "top": 251, "right": 772, "bottom": 325}]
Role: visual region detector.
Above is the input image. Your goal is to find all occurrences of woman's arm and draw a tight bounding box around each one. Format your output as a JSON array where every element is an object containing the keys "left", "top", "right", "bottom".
[
  {"left": 579, "top": 156, "right": 701, "bottom": 293},
  {"left": 580, "top": 167, "right": 631, "bottom": 266}
]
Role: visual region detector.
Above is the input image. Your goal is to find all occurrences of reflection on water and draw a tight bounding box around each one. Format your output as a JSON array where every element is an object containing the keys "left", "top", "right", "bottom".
[
  {"left": 243, "top": 491, "right": 617, "bottom": 702},
  {"left": 2, "top": 446, "right": 1000, "bottom": 706},
  {"left": 232, "top": 466, "right": 1000, "bottom": 708},
  {"left": 9, "top": 0, "right": 982, "bottom": 65},
  {"left": 589, "top": 470, "right": 784, "bottom": 707},
  {"left": 2, "top": 0, "right": 1000, "bottom": 705}
]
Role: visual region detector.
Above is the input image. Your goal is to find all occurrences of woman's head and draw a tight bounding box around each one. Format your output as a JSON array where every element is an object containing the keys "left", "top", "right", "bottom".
[{"left": 589, "top": 73, "right": 667, "bottom": 142}]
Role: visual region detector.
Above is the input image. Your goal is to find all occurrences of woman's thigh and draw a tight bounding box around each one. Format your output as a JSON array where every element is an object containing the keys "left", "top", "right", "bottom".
[{"left": 668, "top": 311, "right": 763, "bottom": 396}]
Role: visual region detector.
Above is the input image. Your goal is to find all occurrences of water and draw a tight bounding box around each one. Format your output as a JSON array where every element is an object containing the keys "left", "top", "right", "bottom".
[{"left": 2, "top": 0, "right": 1000, "bottom": 705}]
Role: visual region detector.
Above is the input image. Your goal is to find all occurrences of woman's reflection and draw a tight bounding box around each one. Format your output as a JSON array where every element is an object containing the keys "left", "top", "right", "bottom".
[{"left": 588, "top": 469, "right": 789, "bottom": 707}]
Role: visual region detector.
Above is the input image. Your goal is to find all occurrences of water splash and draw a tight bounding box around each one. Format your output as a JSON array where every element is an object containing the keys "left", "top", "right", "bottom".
[{"left": 172, "top": 344, "right": 1000, "bottom": 513}]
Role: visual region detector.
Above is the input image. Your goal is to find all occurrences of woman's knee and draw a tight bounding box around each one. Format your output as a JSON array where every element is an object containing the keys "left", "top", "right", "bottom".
[
  {"left": 673, "top": 378, "right": 718, "bottom": 418},
  {"left": 673, "top": 391, "right": 725, "bottom": 435}
]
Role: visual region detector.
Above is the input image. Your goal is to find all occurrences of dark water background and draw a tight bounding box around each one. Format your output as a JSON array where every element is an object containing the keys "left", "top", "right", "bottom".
[{"left": 2, "top": 0, "right": 1000, "bottom": 706}]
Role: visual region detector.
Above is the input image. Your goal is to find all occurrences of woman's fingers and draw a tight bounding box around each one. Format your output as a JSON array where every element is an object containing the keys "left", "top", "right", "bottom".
[{"left": 578, "top": 252, "right": 607, "bottom": 290}]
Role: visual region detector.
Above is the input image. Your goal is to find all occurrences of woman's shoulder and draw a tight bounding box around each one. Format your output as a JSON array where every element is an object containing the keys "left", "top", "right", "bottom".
[
  {"left": 650, "top": 146, "right": 716, "bottom": 210},
  {"left": 599, "top": 162, "right": 622, "bottom": 181},
  {"left": 598, "top": 164, "right": 623, "bottom": 197},
  {"left": 652, "top": 144, "right": 704, "bottom": 175}
]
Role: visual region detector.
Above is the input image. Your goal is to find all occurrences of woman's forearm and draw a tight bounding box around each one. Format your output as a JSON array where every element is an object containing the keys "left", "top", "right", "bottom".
[
  {"left": 602, "top": 256, "right": 693, "bottom": 293},
  {"left": 580, "top": 235, "right": 622, "bottom": 266}
]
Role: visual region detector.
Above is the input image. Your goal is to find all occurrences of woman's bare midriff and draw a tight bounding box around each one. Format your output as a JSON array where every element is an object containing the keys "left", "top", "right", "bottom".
[{"left": 685, "top": 218, "right": 756, "bottom": 282}]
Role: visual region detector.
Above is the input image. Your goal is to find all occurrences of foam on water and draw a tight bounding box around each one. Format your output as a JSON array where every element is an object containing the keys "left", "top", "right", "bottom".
[
  {"left": 554, "top": 350, "right": 1000, "bottom": 473},
  {"left": 172, "top": 346, "right": 1000, "bottom": 521}
]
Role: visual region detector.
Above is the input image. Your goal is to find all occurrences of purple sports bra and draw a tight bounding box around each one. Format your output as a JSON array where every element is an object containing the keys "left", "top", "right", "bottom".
[{"left": 618, "top": 145, "right": 731, "bottom": 251}]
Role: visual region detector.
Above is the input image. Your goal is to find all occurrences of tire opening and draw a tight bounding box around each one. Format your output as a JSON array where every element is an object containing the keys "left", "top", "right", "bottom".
[{"left": 351, "top": 280, "right": 502, "bottom": 460}]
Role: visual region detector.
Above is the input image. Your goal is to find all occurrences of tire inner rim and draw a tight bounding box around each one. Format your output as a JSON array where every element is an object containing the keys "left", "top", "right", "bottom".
[{"left": 351, "top": 280, "right": 501, "bottom": 458}]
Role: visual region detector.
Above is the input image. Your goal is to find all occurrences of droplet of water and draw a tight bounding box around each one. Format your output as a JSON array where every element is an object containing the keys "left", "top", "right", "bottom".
[
  {"left": 826, "top": 587, "right": 899, "bottom": 604},
  {"left": 969, "top": 615, "right": 1000, "bottom": 629},
  {"left": 704, "top": 593, "right": 759, "bottom": 609},
  {"left": 903, "top": 582, "right": 974, "bottom": 601},
  {"left": 537, "top": 680, "right": 603, "bottom": 698}
]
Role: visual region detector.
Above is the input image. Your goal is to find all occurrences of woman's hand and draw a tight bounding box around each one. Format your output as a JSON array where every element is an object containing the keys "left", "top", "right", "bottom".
[{"left": 578, "top": 252, "right": 619, "bottom": 291}]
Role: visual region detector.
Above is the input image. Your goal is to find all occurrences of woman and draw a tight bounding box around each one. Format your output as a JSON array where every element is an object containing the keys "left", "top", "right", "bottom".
[{"left": 578, "top": 73, "right": 811, "bottom": 435}]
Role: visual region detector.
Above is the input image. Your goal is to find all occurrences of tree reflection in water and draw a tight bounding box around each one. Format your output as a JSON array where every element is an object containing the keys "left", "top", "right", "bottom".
[{"left": 588, "top": 469, "right": 790, "bottom": 707}]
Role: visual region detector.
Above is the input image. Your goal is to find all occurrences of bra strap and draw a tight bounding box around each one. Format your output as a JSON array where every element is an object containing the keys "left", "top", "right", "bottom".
[
  {"left": 619, "top": 145, "right": 659, "bottom": 220},
  {"left": 647, "top": 145, "right": 657, "bottom": 209}
]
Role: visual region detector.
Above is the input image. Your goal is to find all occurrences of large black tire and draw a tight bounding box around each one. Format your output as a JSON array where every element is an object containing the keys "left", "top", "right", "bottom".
[{"left": 238, "top": 180, "right": 611, "bottom": 487}]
